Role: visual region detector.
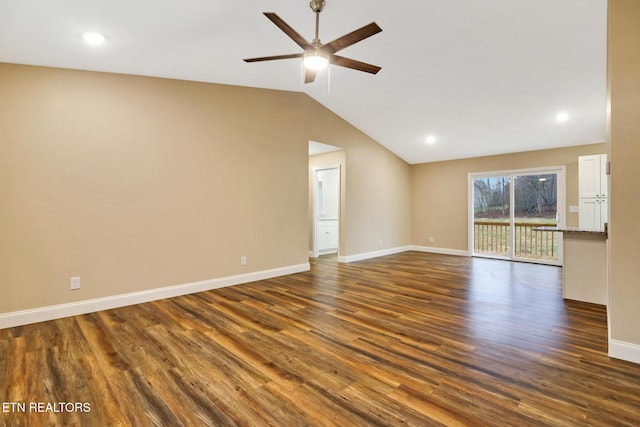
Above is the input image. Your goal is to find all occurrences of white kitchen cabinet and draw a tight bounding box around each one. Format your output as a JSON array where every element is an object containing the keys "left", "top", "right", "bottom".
[
  {"left": 578, "top": 154, "right": 608, "bottom": 231},
  {"left": 579, "top": 155, "right": 606, "bottom": 198},
  {"left": 579, "top": 198, "right": 608, "bottom": 230}
]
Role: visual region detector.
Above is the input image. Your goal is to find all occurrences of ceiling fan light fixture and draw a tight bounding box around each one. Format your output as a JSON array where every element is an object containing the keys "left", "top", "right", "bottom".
[{"left": 303, "top": 49, "right": 329, "bottom": 70}]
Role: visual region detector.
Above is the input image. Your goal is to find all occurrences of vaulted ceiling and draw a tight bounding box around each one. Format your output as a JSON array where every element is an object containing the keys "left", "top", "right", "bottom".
[{"left": 0, "top": 0, "right": 608, "bottom": 164}]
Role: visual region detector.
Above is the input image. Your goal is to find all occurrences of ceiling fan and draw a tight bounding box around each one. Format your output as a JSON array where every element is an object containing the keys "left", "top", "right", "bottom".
[{"left": 244, "top": 0, "right": 382, "bottom": 84}]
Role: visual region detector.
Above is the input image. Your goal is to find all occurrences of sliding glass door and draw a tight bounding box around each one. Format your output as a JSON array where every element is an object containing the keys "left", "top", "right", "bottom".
[{"left": 470, "top": 167, "right": 564, "bottom": 265}]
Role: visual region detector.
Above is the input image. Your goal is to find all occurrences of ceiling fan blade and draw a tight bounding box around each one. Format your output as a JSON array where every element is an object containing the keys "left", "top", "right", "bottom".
[
  {"left": 304, "top": 68, "right": 317, "bottom": 84},
  {"left": 264, "top": 12, "right": 312, "bottom": 50},
  {"left": 244, "top": 53, "right": 303, "bottom": 63},
  {"left": 330, "top": 55, "right": 381, "bottom": 74},
  {"left": 323, "top": 22, "right": 382, "bottom": 54}
]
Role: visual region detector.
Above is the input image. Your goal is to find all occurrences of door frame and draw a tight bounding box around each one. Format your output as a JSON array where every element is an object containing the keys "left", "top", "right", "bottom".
[
  {"left": 312, "top": 165, "right": 341, "bottom": 258},
  {"left": 467, "top": 165, "right": 566, "bottom": 265}
]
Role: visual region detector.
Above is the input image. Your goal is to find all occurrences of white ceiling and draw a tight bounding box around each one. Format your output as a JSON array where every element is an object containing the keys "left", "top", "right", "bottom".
[{"left": 0, "top": 0, "right": 608, "bottom": 164}]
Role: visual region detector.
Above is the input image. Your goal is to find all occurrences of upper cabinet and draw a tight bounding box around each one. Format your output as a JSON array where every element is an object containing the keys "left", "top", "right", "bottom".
[
  {"left": 578, "top": 154, "right": 608, "bottom": 231},
  {"left": 579, "top": 154, "right": 608, "bottom": 198}
]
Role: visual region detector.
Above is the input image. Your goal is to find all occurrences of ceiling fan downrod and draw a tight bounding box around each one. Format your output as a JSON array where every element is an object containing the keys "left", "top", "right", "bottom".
[{"left": 309, "top": 0, "right": 326, "bottom": 45}]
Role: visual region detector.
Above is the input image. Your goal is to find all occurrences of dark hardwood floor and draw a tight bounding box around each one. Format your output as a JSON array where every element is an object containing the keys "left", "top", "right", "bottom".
[{"left": 1, "top": 251, "right": 640, "bottom": 426}]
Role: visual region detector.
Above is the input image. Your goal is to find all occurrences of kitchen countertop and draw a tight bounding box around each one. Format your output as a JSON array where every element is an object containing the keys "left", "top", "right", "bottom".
[{"left": 533, "top": 226, "right": 607, "bottom": 237}]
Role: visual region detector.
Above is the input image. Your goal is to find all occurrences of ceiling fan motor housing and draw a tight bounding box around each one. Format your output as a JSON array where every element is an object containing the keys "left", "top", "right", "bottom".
[{"left": 310, "top": 0, "right": 326, "bottom": 13}]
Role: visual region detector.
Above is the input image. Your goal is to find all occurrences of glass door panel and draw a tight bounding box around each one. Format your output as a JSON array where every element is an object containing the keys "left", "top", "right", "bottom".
[
  {"left": 513, "top": 173, "right": 560, "bottom": 262},
  {"left": 473, "top": 176, "right": 511, "bottom": 258}
]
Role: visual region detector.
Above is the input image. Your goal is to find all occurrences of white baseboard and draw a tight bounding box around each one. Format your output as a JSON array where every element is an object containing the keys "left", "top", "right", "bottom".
[
  {"left": 337, "top": 246, "right": 412, "bottom": 263},
  {"left": 336, "top": 245, "right": 470, "bottom": 263},
  {"left": 411, "top": 245, "right": 470, "bottom": 257},
  {"left": 0, "top": 263, "right": 310, "bottom": 329},
  {"left": 609, "top": 339, "right": 640, "bottom": 364}
]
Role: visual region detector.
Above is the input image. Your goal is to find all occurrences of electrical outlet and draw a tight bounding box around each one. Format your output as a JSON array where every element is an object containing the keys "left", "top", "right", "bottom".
[
  {"left": 429, "top": 236, "right": 435, "bottom": 243},
  {"left": 379, "top": 239, "right": 383, "bottom": 246},
  {"left": 240, "top": 256, "right": 247, "bottom": 266},
  {"left": 70, "top": 277, "right": 81, "bottom": 290}
]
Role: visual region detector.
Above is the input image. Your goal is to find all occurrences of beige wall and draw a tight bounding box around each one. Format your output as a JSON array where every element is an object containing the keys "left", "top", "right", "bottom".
[
  {"left": 608, "top": 0, "right": 640, "bottom": 347},
  {"left": 411, "top": 143, "right": 607, "bottom": 250},
  {"left": 344, "top": 140, "right": 412, "bottom": 255},
  {"left": 0, "top": 63, "right": 410, "bottom": 315}
]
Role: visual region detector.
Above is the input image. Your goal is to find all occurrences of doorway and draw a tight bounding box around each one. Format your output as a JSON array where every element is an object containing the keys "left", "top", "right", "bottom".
[
  {"left": 313, "top": 166, "right": 340, "bottom": 257},
  {"left": 469, "top": 167, "right": 565, "bottom": 265}
]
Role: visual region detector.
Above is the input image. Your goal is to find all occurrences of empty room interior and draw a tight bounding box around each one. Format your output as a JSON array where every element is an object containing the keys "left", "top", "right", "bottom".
[{"left": 1, "top": 0, "right": 640, "bottom": 425}]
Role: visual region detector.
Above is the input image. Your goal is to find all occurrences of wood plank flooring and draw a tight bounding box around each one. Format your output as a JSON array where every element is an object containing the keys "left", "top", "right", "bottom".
[{"left": 1, "top": 251, "right": 640, "bottom": 426}]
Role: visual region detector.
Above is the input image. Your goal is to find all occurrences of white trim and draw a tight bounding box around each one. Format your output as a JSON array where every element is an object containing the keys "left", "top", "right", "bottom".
[
  {"left": 609, "top": 339, "right": 640, "bottom": 364},
  {"left": 468, "top": 165, "right": 568, "bottom": 179},
  {"left": 411, "top": 246, "right": 470, "bottom": 257},
  {"left": 318, "top": 248, "right": 338, "bottom": 256},
  {"left": 308, "top": 250, "right": 316, "bottom": 257},
  {"left": 0, "top": 263, "right": 310, "bottom": 329},
  {"left": 337, "top": 245, "right": 470, "bottom": 263},
  {"left": 337, "top": 246, "right": 412, "bottom": 263}
]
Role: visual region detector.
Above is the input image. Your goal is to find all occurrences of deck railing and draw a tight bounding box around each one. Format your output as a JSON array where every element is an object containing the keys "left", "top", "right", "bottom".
[{"left": 474, "top": 221, "right": 558, "bottom": 260}]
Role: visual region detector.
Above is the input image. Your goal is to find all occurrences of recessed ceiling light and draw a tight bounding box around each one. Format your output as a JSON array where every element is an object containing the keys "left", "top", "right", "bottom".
[
  {"left": 425, "top": 135, "right": 437, "bottom": 145},
  {"left": 556, "top": 112, "right": 569, "bottom": 123},
  {"left": 82, "top": 32, "right": 106, "bottom": 46}
]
